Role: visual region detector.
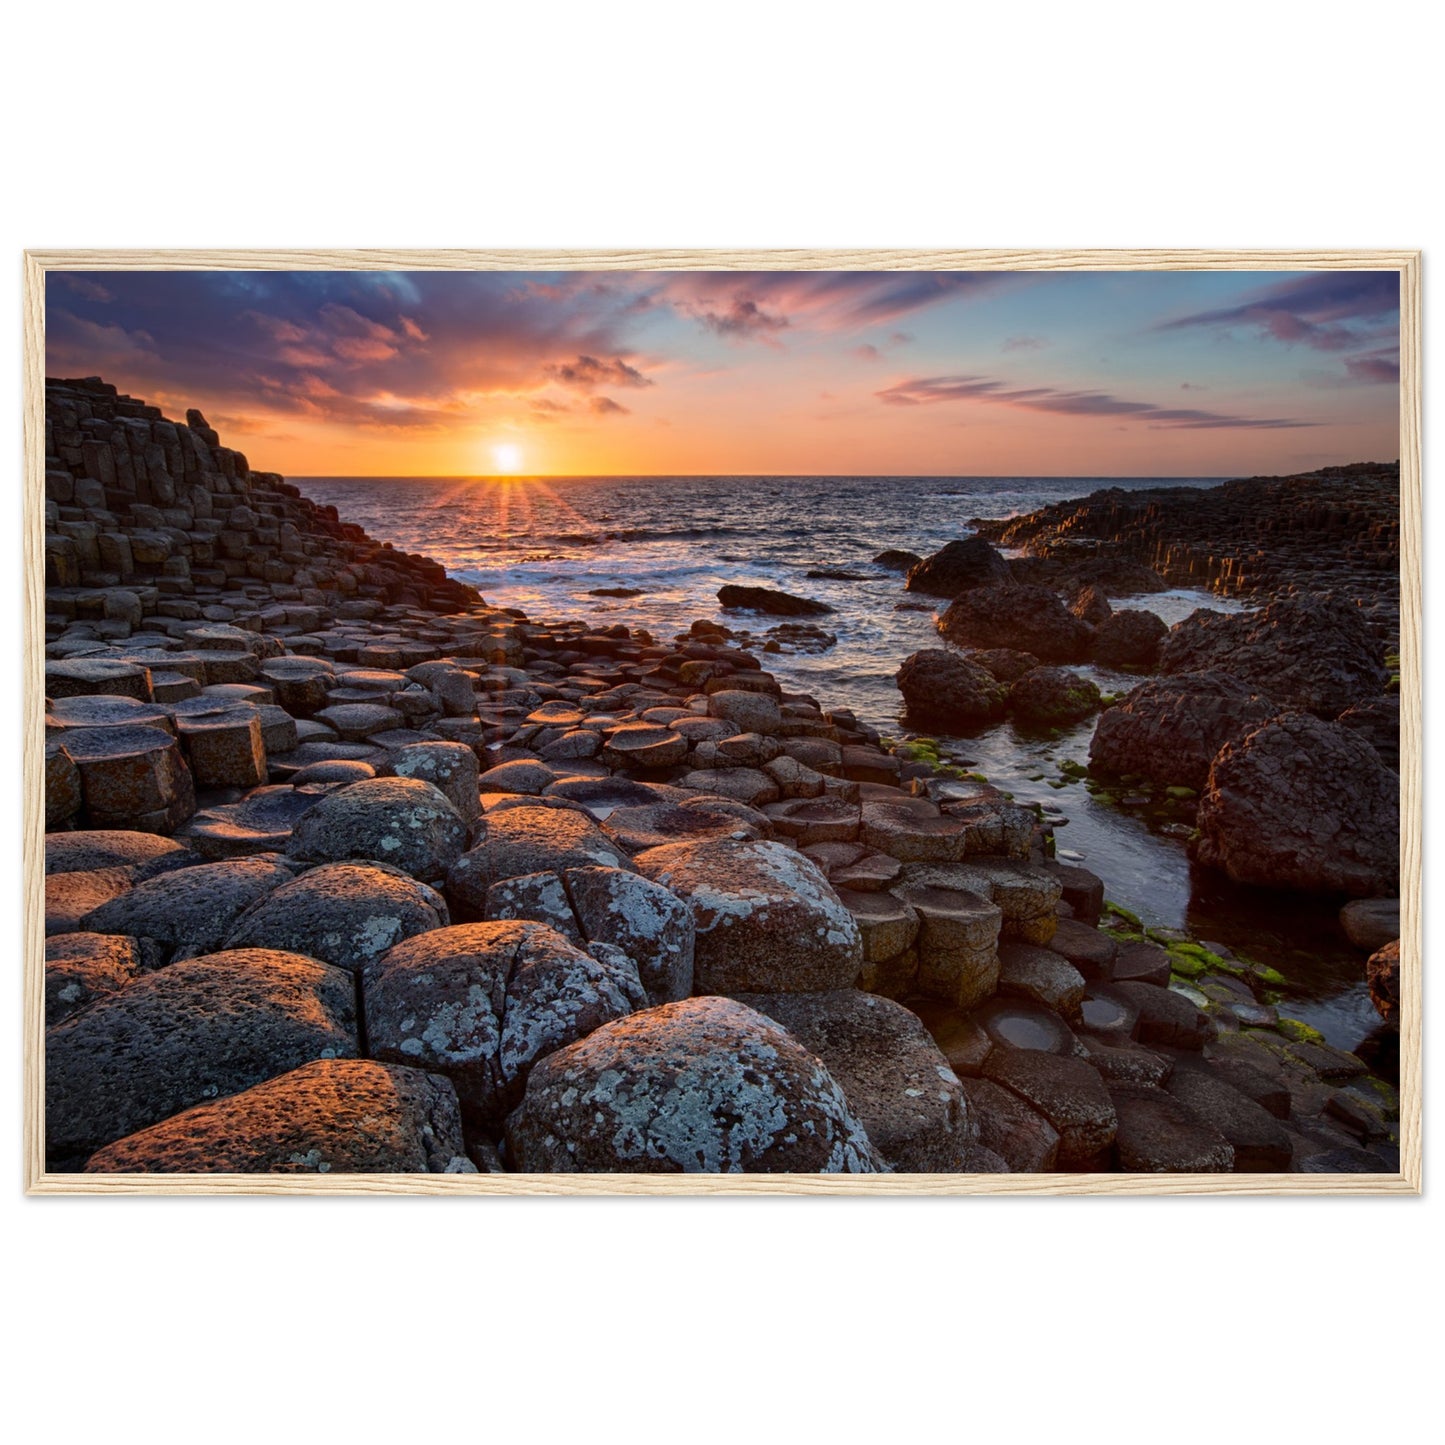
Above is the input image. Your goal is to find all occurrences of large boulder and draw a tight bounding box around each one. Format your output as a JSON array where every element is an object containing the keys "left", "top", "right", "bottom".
[
  {"left": 563, "top": 866, "right": 696, "bottom": 1004},
  {"left": 634, "top": 837, "right": 862, "bottom": 993},
  {"left": 734, "top": 990, "right": 973, "bottom": 1171},
  {"left": 224, "top": 861, "right": 449, "bottom": 973},
  {"left": 1091, "top": 610, "right": 1168, "bottom": 669},
  {"left": 286, "top": 776, "right": 468, "bottom": 882},
  {"left": 363, "top": 920, "right": 643, "bottom": 1130},
  {"left": 1088, "top": 670, "right": 1277, "bottom": 790},
  {"left": 46, "top": 949, "right": 357, "bottom": 1168},
  {"left": 44, "top": 830, "right": 193, "bottom": 878},
  {"left": 1159, "top": 594, "right": 1387, "bottom": 717},
  {"left": 895, "top": 649, "right": 1008, "bottom": 729},
  {"left": 386, "top": 742, "right": 482, "bottom": 827},
  {"left": 1194, "top": 712, "right": 1399, "bottom": 896},
  {"left": 504, "top": 996, "right": 883, "bottom": 1172},
  {"left": 1337, "top": 696, "right": 1401, "bottom": 772},
  {"left": 905, "top": 537, "right": 1013, "bottom": 598},
  {"left": 85, "top": 1059, "right": 474, "bottom": 1174},
  {"left": 937, "top": 584, "right": 1093, "bottom": 663},
  {"left": 79, "top": 855, "right": 293, "bottom": 961}
]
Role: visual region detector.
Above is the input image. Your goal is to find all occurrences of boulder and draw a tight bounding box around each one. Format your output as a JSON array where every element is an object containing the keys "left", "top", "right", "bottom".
[
  {"left": 504, "top": 996, "right": 883, "bottom": 1173},
  {"left": 45, "top": 932, "right": 142, "bottom": 1026},
  {"left": 997, "top": 942, "right": 1086, "bottom": 1019},
  {"left": 46, "top": 948, "right": 357, "bottom": 1168},
  {"left": 1340, "top": 897, "right": 1400, "bottom": 953},
  {"left": 735, "top": 990, "right": 973, "bottom": 1171},
  {"left": 874, "top": 549, "right": 922, "bottom": 573},
  {"left": 85, "top": 1059, "right": 474, "bottom": 1174},
  {"left": 80, "top": 855, "right": 292, "bottom": 960},
  {"left": 1159, "top": 594, "right": 1387, "bottom": 717},
  {"left": 905, "top": 537, "right": 1013, "bottom": 598},
  {"left": 1088, "top": 670, "right": 1277, "bottom": 790},
  {"left": 717, "top": 584, "right": 832, "bottom": 617},
  {"left": 446, "top": 805, "right": 633, "bottom": 917},
  {"left": 967, "top": 648, "right": 1042, "bottom": 684},
  {"left": 174, "top": 785, "right": 324, "bottom": 859},
  {"left": 1194, "top": 712, "right": 1399, "bottom": 896},
  {"left": 1008, "top": 666, "right": 1101, "bottom": 727},
  {"left": 895, "top": 649, "right": 1008, "bottom": 729},
  {"left": 45, "top": 829, "right": 193, "bottom": 879},
  {"left": 287, "top": 776, "right": 468, "bottom": 882},
  {"left": 363, "top": 921, "right": 643, "bottom": 1129},
  {"left": 224, "top": 861, "right": 449, "bottom": 973},
  {"left": 635, "top": 837, "right": 862, "bottom": 993},
  {"left": 1366, "top": 939, "right": 1401, "bottom": 1024},
  {"left": 1071, "top": 585, "right": 1113, "bottom": 627},
  {"left": 1337, "top": 696, "right": 1400, "bottom": 771},
  {"left": 1092, "top": 610, "right": 1168, "bottom": 669},
  {"left": 603, "top": 801, "right": 767, "bottom": 853},
  {"left": 485, "top": 870, "right": 585, "bottom": 944},
  {"left": 387, "top": 741, "right": 482, "bottom": 827},
  {"left": 937, "top": 583, "right": 1094, "bottom": 663},
  {"left": 563, "top": 866, "right": 696, "bottom": 1004}
]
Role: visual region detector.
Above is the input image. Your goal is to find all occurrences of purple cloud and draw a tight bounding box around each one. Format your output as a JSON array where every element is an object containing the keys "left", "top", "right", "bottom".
[
  {"left": 588, "top": 396, "right": 629, "bottom": 417},
  {"left": 1002, "top": 335, "right": 1047, "bottom": 352},
  {"left": 877, "top": 373, "right": 1314, "bottom": 429},
  {"left": 1160, "top": 272, "right": 1399, "bottom": 354},
  {"left": 543, "top": 354, "right": 652, "bottom": 389}
]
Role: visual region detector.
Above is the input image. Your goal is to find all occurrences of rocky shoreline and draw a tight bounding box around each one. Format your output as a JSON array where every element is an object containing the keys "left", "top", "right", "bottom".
[{"left": 40, "top": 378, "right": 1402, "bottom": 1176}]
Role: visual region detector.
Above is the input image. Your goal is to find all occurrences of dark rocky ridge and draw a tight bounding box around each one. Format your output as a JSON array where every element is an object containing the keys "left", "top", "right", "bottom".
[{"left": 971, "top": 463, "right": 1401, "bottom": 644}]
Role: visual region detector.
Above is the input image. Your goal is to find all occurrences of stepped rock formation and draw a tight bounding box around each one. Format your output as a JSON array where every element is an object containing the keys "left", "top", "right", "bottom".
[{"left": 39, "top": 379, "right": 1402, "bottom": 1177}]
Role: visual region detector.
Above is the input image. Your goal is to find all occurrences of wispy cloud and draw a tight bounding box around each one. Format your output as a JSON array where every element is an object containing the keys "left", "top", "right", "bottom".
[
  {"left": 876, "top": 373, "right": 1314, "bottom": 429},
  {"left": 543, "top": 354, "right": 653, "bottom": 389},
  {"left": 588, "top": 396, "right": 630, "bottom": 417},
  {"left": 1002, "top": 335, "right": 1047, "bottom": 352},
  {"left": 1160, "top": 272, "right": 1399, "bottom": 354}
]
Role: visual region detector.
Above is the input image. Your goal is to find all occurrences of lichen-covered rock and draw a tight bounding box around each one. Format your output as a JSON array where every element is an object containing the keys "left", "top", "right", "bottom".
[
  {"left": 363, "top": 920, "right": 643, "bottom": 1129},
  {"left": 85, "top": 1059, "right": 475, "bottom": 1174},
  {"left": 937, "top": 583, "right": 1094, "bottom": 664},
  {"left": 635, "top": 837, "right": 862, "bottom": 993},
  {"left": 904, "top": 537, "right": 1013, "bottom": 598},
  {"left": 1159, "top": 594, "right": 1387, "bottom": 717},
  {"left": 1007, "top": 666, "right": 1102, "bottom": 728},
  {"left": 387, "top": 741, "right": 482, "bottom": 827},
  {"left": 485, "top": 869, "right": 586, "bottom": 944},
  {"left": 895, "top": 649, "right": 1008, "bottom": 729},
  {"left": 46, "top": 949, "right": 357, "bottom": 1168},
  {"left": 45, "top": 932, "right": 142, "bottom": 1026},
  {"left": 223, "top": 861, "right": 448, "bottom": 974},
  {"left": 287, "top": 775, "right": 467, "bottom": 882},
  {"left": 446, "top": 804, "right": 633, "bottom": 917},
  {"left": 734, "top": 990, "right": 973, "bottom": 1171},
  {"left": 80, "top": 855, "right": 293, "bottom": 961},
  {"left": 1088, "top": 670, "right": 1278, "bottom": 791},
  {"left": 505, "top": 996, "right": 884, "bottom": 1173},
  {"left": 563, "top": 866, "right": 696, "bottom": 1004},
  {"left": 602, "top": 801, "right": 766, "bottom": 854},
  {"left": 1194, "top": 712, "right": 1399, "bottom": 896}
]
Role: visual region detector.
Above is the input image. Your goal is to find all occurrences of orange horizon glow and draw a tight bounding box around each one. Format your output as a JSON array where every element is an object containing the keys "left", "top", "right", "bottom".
[{"left": 48, "top": 269, "right": 1402, "bottom": 480}]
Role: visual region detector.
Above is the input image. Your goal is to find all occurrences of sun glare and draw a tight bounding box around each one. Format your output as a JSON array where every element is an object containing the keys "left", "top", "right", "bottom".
[{"left": 492, "top": 443, "right": 523, "bottom": 474}]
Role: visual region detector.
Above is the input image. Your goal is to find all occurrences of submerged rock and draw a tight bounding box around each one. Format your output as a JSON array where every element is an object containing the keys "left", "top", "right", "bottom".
[
  {"left": 504, "top": 996, "right": 883, "bottom": 1172},
  {"left": 717, "top": 584, "right": 832, "bottom": 617}
]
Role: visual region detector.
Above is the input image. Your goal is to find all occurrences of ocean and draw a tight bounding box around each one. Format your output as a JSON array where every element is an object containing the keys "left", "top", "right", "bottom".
[{"left": 293, "top": 473, "right": 1380, "bottom": 1052}]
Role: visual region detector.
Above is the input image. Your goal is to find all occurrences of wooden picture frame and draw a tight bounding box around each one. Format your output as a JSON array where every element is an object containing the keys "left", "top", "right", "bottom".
[{"left": 23, "top": 247, "right": 1422, "bottom": 1196}]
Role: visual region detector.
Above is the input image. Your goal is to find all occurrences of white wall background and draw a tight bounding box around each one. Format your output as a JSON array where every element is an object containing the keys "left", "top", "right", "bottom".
[{"left": 2, "top": 4, "right": 1437, "bottom": 1440}]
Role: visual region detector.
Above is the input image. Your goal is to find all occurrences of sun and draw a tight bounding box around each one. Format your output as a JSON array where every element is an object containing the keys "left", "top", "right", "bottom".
[{"left": 491, "top": 443, "right": 523, "bottom": 475}]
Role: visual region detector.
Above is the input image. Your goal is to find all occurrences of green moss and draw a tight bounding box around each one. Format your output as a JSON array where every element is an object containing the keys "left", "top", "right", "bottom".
[
  {"left": 1248, "top": 962, "right": 1289, "bottom": 988},
  {"left": 1164, "top": 785, "right": 1197, "bottom": 801},
  {"left": 1104, "top": 900, "right": 1143, "bottom": 930},
  {"left": 964, "top": 771, "right": 988, "bottom": 784},
  {"left": 1275, "top": 1016, "right": 1327, "bottom": 1046}
]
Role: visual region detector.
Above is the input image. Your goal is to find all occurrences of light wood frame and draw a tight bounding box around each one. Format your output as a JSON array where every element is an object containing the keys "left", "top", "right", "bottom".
[{"left": 22, "top": 248, "right": 1423, "bottom": 1197}]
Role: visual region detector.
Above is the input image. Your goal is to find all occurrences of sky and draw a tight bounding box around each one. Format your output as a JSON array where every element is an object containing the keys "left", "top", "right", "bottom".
[{"left": 45, "top": 268, "right": 1401, "bottom": 477}]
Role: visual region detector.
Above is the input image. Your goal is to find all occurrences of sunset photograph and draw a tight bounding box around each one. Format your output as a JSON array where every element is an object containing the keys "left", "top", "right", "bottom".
[{"left": 35, "top": 262, "right": 1407, "bottom": 1179}]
